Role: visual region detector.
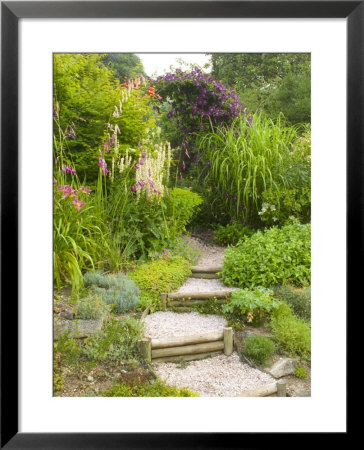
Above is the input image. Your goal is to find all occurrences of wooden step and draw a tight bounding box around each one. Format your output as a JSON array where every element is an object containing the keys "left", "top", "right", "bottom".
[
  {"left": 167, "top": 290, "right": 232, "bottom": 300},
  {"left": 190, "top": 272, "right": 220, "bottom": 279},
  {"left": 191, "top": 265, "right": 222, "bottom": 274}
]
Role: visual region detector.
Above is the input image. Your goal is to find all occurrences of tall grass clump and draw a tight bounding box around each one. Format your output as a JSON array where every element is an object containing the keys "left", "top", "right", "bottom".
[{"left": 196, "top": 113, "right": 305, "bottom": 226}]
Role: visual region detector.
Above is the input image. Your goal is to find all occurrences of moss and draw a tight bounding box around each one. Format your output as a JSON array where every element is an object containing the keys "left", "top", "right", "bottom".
[
  {"left": 129, "top": 256, "right": 191, "bottom": 310},
  {"left": 103, "top": 378, "right": 199, "bottom": 397}
]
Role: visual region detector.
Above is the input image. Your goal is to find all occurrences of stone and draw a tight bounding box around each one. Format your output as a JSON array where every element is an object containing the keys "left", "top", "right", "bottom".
[
  {"left": 53, "top": 317, "right": 104, "bottom": 340},
  {"left": 59, "top": 310, "right": 74, "bottom": 320},
  {"left": 269, "top": 358, "right": 298, "bottom": 378},
  {"left": 87, "top": 376, "right": 94, "bottom": 382}
]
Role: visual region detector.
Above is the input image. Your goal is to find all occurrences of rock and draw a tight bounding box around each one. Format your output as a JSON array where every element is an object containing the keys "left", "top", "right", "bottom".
[
  {"left": 53, "top": 317, "right": 104, "bottom": 340},
  {"left": 87, "top": 376, "right": 94, "bottom": 382},
  {"left": 59, "top": 310, "right": 74, "bottom": 320},
  {"left": 269, "top": 358, "right": 298, "bottom": 378}
]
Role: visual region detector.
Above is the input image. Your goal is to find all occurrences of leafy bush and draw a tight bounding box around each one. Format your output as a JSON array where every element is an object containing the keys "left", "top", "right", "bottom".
[
  {"left": 223, "top": 287, "right": 281, "bottom": 326},
  {"left": 165, "top": 188, "right": 203, "bottom": 237},
  {"left": 129, "top": 256, "right": 191, "bottom": 310},
  {"left": 270, "top": 303, "right": 311, "bottom": 361},
  {"left": 214, "top": 222, "right": 255, "bottom": 246},
  {"left": 221, "top": 219, "right": 311, "bottom": 288},
  {"left": 103, "top": 378, "right": 198, "bottom": 397},
  {"left": 81, "top": 317, "right": 144, "bottom": 364},
  {"left": 84, "top": 271, "right": 140, "bottom": 314},
  {"left": 272, "top": 285, "right": 311, "bottom": 321},
  {"left": 73, "top": 294, "right": 110, "bottom": 320},
  {"left": 293, "top": 365, "right": 308, "bottom": 379},
  {"left": 151, "top": 235, "right": 204, "bottom": 265},
  {"left": 244, "top": 335, "right": 275, "bottom": 365}
]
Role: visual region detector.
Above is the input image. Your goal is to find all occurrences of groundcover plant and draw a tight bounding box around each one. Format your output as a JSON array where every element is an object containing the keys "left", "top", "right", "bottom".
[{"left": 53, "top": 53, "right": 311, "bottom": 398}]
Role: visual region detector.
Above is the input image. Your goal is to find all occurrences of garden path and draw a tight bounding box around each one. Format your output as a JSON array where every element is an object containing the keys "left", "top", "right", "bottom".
[{"left": 175, "top": 238, "right": 238, "bottom": 295}]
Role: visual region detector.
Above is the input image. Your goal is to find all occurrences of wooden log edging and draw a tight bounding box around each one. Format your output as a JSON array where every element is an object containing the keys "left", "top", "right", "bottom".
[
  {"left": 236, "top": 380, "right": 287, "bottom": 397},
  {"left": 138, "top": 327, "right": 234, "bottom": 364},
  {"left": 191, "top": 265, "right": 222, "bottom": 273},
  {"left": 166, "top": 290, "right": 232, "bottom": 301},
  {"left": 190, "top": 273, "right": 220, "bottom": 279}
]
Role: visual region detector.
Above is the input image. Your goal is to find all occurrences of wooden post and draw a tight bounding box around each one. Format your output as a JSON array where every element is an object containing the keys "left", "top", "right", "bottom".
[
  {"left": 223, "top": 327, "right": 233, "bottom": 356},
  {"left": 138, "top": 338, "right": 152, "bottom": 363},
  {"left": 277, "top": 379, "right": 287, "bottom": 397},
  {"left": 161, "top": 293, "right": 167, "bottom": 311}
]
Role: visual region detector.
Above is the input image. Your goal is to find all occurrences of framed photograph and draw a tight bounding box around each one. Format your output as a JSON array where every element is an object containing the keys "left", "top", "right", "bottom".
[{"left": 1, "top": 1, "right": 356, "bottom": 447}]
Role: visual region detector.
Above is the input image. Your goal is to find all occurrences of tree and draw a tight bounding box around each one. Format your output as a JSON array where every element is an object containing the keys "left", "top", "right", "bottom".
[
  {"left": 210, "top": 53, "right": 311, "bottom": 124},
  {"left": 101, "top": 53, "right": 146, "bottom": 82}
]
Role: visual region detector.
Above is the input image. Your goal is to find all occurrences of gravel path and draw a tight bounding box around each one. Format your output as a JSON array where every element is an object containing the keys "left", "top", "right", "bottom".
[
  {"left": 176, "top": 278, "right": 237, "bottom": 294},
  {"left": 143, "top": 311, "right": 227, "bottom": 339},
  {"left": 154, "top": 352, "right": 275, "bottom": 397},
  {"left": 196, "top": 241, "right": 226, "bottom": 268},
  {"left": 176, "top": 239, "right": 238, "bottom": 294}
]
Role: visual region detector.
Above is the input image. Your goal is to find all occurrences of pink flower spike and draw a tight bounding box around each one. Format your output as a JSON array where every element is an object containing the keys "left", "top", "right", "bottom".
[
  {"left": 53, "top": 178, "right": 57, "bottom": 184},
  {"left": 179, "top": 174, "right": 183, "bottom": 181},
  {"left": 157, "top": 94, "right": 162, "bottom": 100}
]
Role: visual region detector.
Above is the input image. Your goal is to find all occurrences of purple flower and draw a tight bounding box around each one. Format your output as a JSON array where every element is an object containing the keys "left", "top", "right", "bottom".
[
  {"left": 226, "top": 192, "right": 230, "bottom": 198},
  {"left": 206, "top": 161, "right": 211, "bottom": 167},
  {"left": 131, "top": 185, "right": 137, "bottom": 192},
  {"left": 232, "top": 196, "right": 237, "bottom": 202}
]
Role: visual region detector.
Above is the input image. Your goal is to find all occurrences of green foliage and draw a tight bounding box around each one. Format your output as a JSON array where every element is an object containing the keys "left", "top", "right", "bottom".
[
  {"left": 54, "top": 54, "right": 156, "bottom": 183},
  {"left": 54, "top": 333, "right": 81, "bottom": 368},
  {"left": 210, "top": 53, "right": 311, "bottom": 124},
  {"left": 214, "top": 222, "right": 255, "bottom": 246},
  {"left": 272, "top": 285, "right": 311, "bottom": 322},
  {"left": 244, "top": 335, "right": 275, "bottom": 365},
  {"left": 270, "top": 303, "right": 311, "bottom": 361},
  {"left": 84, "top": 271, "right": 140, "bottom": 314},
  {"left": 81, "top": 317, "right": 144, "bottom": 364},
  {"left": 196, "top": 113, "right": 301, "bottom": 226},
  {"left": 73, "top": 294, "right": 110, "bottom": 320},
  {"left": 293, "top": 365, "right": 309, "bottom": 379},
  {"left": 221, "top": 219, "right": 311, "bottom": 288},
  {"left": 54, "top": 54, "right": 123, "bottom": 182},
  {"left": 129, "top": 256, "right": 191, "bottom": 310},
  {"left": 165, "top": 188, "right": 203, "bottom": 237},
  {"left": 223, "top": 287, "right": 281, "bottom": 325},
  {"left": 101, "top": 53, "right": 146, "bottom": 82},
  {"left": 103, "top": 378, "right": 199, "bottom": 397},
  {"left": 152, "top": 235, "right": 204, "bottom": 265},
  {"left": 53, "top": 366, "right": 64, "bottom": 394}
]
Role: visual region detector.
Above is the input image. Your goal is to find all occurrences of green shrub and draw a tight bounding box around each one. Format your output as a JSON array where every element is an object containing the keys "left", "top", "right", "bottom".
[
  {"left": 259, "top": 187, "right": 311, "bottom": 228},
  {"left": 270, "top": 303, "right": 311, "bottom": 361},
  {"left": 223, "top": 287, "right": 281, "bottom": 326},
  {"left": 272, "top": 285, "right": 311, "bottom": 321},
  {"left": 293, "top": 365, "right": 308, "bottom": 379},
  {"left": 151, "top": 235, "right": 204, "bottom": 265},
  {"left": 84, "top": 271, "right": 140, "bottom": 314},
  {"left": 244, "top": 335, "right": 275, "bottom": 365},
  {"left": 165, "top": 188, "right": 203, "bottom": 236},
  {"left": 214, "top": 222, "right": 255, "bottom": 246},
  {"left": 81, "top": 317, "right": 144, "bottom": 364},
  {"left": 73, "top": 294, "right": 110, "bottom": 320},
  {"left": 221, "top": 219, "right": 311, "bottom": 288},
  {"left": 103, "top": 378, "right": 199, "bottom": 397},
  {"left": 129, "top": 256, "right": 191, "bottom": 310}
]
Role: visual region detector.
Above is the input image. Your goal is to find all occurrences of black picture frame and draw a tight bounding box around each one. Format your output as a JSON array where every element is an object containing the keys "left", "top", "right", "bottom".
[{"left": 1, "top": 1, "right": 355, "bottom": 448}]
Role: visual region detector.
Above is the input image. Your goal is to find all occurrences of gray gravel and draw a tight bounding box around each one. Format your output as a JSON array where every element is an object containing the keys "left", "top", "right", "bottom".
[
  {"left": 143, "top": 311, "right": 227, "bottom": 339},
  {"left": 176, "top": 278, "right": 237, "bottom": 294},
  {"left": 154, "top": 352, "right": 275, "bottom": 397}
]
